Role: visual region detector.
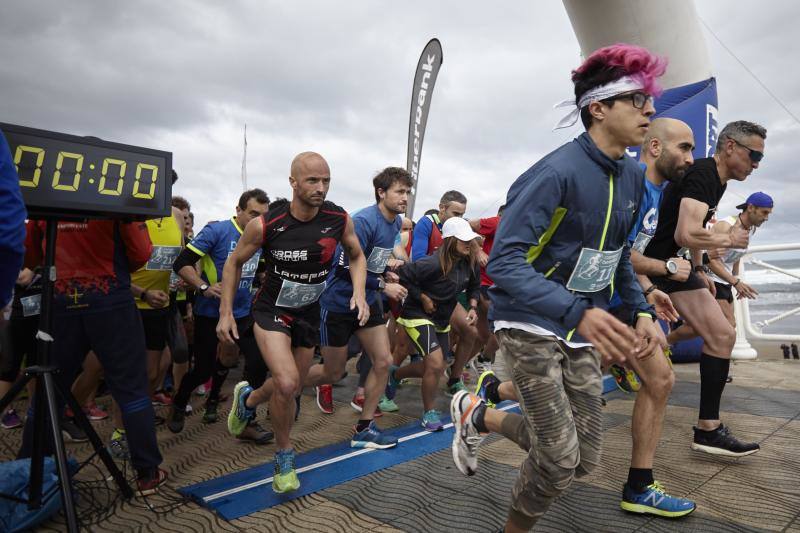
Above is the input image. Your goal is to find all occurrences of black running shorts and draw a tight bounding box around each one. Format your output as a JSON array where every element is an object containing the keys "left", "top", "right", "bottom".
[
  {"left": 139, "top": 307, "right": 170, "bottom": 351},
  {"left": 651, "top": 270, "right": 709, "bottom": 294},
  {"left": 252, "top": 305, "right": 320, "bottom": 349},
  {"left": 320, "top": 303, "right": 386, "bottom": 348}
]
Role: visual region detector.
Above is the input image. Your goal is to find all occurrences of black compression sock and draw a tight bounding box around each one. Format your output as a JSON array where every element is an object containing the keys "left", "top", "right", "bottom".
[
  {"left": 699, "top": 353, "right": 730, "bottom": 420},
  {"left": 355, "top": 419, "right": 371, "bottom": 432},
  {"left": 473, "top": 402, "right": 488, "bottom": 433},
  {"left": 627, "top": 467, "right": 654, "bottom": 492}
]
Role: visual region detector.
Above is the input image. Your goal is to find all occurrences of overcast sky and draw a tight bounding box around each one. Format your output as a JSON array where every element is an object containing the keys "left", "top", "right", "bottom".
[{"left": 2, "top": 1, "right": 799, "bottom": 247}]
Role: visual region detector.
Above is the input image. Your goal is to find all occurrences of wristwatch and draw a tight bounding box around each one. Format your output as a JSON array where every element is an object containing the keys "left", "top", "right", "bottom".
[
  {"left": 665, "top": 259, "right": 678, "bottom": 276},
  {"left": 198, "top": 283, "right": 210, "bottom": 294},
  {"left": 377, "top": 278, "right": 386, "bottom": 292}
]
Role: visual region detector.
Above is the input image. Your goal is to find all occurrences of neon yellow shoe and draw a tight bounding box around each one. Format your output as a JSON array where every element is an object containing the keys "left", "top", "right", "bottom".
[
  {"left": 609, "top": 364, "right": 641, "bottom": 393},
  {"left": 227, "top": 381, "right": 254, "bottom": 436},
  {"left": 272, "top": 449, "right": 300, "bottom": 493}
]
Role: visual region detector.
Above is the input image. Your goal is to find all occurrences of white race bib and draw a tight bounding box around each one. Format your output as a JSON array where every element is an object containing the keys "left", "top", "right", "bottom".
[
  {"left": 275, "top": 279, "right": 326, "bottom": 308},
  {"left": 366, "top": 246, "right": 393, "bottom": 274},
  {"left": 631, "top": 232, "right": 652, "bottom": 254},
  {"left": 566, "top": 247, "right": 623, "bottom": 293},
  {"left": 21, "top": 294, "right": 42, "bottom": 317},
  {"left": 146, "top": 245, "right": 182, "bottom": 271}
]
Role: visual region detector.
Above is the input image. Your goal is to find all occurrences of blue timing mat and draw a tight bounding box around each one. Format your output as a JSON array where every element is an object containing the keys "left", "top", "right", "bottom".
[
  {"left": 180, "top": 375, "right": 616, "bottom": 521},
  {"left": 179, "top": 402, "right": 521, "bottom": 520}
]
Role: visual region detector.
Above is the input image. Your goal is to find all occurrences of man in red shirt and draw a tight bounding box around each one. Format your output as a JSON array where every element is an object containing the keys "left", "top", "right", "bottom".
[{"left": 21, "top": 219, "right": 166, "bottom": 495}]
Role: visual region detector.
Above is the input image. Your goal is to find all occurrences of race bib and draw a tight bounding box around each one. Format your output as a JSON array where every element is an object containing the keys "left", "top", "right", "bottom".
[
  {"left": 631, "top": 232, "right": 652, "bottom": 254},
  {"left": 723, "top": 248, "right": 747, "bottom": 265},
  {"left": 566, "top": 247, "right": 623, "bottom": 293},
  {"left": 21, "top": 294, "right": 42, "bottom": 317},
  {"left": 366, "top": 246, "right": 393, "bottom": 274},
  {"left": 242, "top": 254, "right": 260, "bottom": 279},
  {"left": 275, "top": 279, "right": 326, "bottom": 308},
  {"left": 146, "top": 245, "right": 182, "bottom": 271}
]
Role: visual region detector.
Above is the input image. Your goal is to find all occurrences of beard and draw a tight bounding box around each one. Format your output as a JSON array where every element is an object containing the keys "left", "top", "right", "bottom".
[{"left": 655, "top": 152, "right": 688, "bottom": 182}]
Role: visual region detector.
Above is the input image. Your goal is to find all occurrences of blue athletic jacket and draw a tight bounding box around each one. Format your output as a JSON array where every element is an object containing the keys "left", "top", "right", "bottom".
[{"left": 487, "top": 132, "right": 653, "bottom": 343}]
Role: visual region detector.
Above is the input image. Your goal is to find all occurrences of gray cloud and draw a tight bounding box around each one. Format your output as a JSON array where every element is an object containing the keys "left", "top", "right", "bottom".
[{"left": 2, "top": 0, "right": 799, "bottom": 248}]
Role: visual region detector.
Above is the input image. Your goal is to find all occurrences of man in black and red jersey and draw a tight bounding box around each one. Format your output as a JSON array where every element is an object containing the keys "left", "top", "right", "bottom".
[
  {"left": 217, "top": 151, "right": 368, "bottom": 493},
  {"left": 21, "top": 219, "right": 166, "bottom": 496}
]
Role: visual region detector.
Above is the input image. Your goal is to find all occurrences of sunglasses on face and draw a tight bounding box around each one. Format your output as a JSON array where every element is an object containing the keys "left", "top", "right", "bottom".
[
  {"left": 601, "top": 91, "right": 654, "bottom": 110},
  {"left": 732, "top": 138, "right": 764, "bottom": 163}
]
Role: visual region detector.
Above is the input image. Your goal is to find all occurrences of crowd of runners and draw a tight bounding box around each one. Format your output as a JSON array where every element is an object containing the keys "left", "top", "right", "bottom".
[{"left": 0, "top": 42, "right": 775, "bottom": 530}]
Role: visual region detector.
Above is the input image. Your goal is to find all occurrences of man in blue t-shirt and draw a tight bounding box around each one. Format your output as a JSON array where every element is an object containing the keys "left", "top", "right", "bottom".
[
  {"left": 611, "top": 117, "right": 697, "bottom": 511},
  {"left": 168, "top": 189, "right": 271, "bottom": 443},
  {"left": 304, "top": 167, "right": 413, "bottom": 449}
]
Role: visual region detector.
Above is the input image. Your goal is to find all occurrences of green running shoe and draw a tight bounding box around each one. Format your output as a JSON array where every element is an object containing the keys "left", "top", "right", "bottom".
[
  {"left": 474, "top": 370, "right": 500, "bottom": 408},
  {"left": 273, "top": 449, "right": 300, "bottom": 493},
  {"left": 228, "top": 381, "right": 254, "bottom": 436},
  {"left": 378, "top": 395, "right": 398, "bottom": 412}
]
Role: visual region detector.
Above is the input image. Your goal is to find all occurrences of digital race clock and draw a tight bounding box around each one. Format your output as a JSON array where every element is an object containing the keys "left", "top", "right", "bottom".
[{"left": 1, "top": 122, "right": 172, "bottom": 219}]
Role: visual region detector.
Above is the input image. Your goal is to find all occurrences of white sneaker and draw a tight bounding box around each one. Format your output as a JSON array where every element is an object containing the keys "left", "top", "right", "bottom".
[
  {"left": 450, "top": 390, "right": 486, "bottom": 476},
  {"left": 185, "top": 404, "right": 193, "bottom": 414}
]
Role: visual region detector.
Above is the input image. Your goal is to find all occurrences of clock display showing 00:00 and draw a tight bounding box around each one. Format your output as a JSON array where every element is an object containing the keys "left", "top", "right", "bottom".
[{"left": 14, "top": 144, "right": 159, "bottom": 199}]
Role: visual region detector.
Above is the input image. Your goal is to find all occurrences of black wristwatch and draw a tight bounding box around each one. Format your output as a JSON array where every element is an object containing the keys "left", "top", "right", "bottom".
[{"left": 198, "top": 283, "right": 210, "bottom": 294}]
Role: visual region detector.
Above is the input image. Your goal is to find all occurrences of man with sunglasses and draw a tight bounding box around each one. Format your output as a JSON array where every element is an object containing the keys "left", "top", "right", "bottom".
[{"left": 644, "top": 120, "right": 766, "bottom": 457}]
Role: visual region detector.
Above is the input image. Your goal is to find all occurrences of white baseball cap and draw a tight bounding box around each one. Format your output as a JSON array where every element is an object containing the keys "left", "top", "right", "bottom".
[{"left": 441, "top": 217, "right": 480, "bottom": 242}]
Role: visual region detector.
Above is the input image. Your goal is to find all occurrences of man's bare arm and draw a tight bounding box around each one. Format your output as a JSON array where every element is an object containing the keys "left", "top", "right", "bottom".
[
  {"left": 675, "top": 198, "right": 735, "bottom": 249},
  {"left": 219, "top": 218, "right": 263, "bottom": 316}
]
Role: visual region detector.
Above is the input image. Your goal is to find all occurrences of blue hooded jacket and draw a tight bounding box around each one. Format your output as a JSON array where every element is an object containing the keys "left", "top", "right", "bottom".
[
  {"left": 0, "top": 129, "right": 27, "bottom": 308},
  {"left": 488, "top": 132, "right": 653, "bottom": 343}
]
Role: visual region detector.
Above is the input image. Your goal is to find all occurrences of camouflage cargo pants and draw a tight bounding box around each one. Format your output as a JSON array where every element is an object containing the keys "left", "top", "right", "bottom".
[{"left": 496, "top": 328, "right": 603, "bottom": 530}]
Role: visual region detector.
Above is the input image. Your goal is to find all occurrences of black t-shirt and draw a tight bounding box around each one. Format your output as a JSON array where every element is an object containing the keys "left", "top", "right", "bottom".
[
  {"left": 645, "top": 157, "right": 727, "bottom": 260},
  {"left": 253, "top": 200, "right": 349, "bottom": 315}
]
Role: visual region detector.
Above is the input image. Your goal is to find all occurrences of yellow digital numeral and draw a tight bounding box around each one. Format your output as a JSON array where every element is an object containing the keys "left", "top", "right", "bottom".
[
  {"left": 14, "top": 145, "right": 45, "bottom": 187},
  {"left": 99, "top": 158, "right": 126, "bottom": 196},
  {"left": 52, "top": 151, "right": 84, "bottom": 191},
  {"left": 132, "top": 163, "right": 158, "bottom": 199}
]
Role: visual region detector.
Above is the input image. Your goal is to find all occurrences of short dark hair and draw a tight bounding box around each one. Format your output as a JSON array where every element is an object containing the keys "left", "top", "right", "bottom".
[
  {"left": 268, "top": 197, "right": 289, "bottom": 211},
  {"left": 171, "top": 195, "right": 190, "bottom": 211},
  {"left": 372, "top": 167, "right": 413, "bottom": 203},
  {"left": 238, "top": 188, "right": 269, "bottom": 210},
  {"left": 440, "top": 190, "right": 467, "bottom": 206}
]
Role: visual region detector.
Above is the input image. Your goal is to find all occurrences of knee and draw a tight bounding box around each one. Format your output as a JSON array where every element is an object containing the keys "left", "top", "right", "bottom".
[
  {"left": 274, "top": 374, "right": 300, "bottom": 398},
  {"left": 426, "top": 355, "right": 445, "bottom": 374},
  {"left": 536, "top": 460, "right": 577, "bottom": 496},
  {"left": 643, "top": 366, "right": 675, "bottom": 399},
  {"left": 710, "top": 324, "right": 736, "bottom": 353},
  {"left": 370, "top": 353, "right": 391, "bottom": 375}
]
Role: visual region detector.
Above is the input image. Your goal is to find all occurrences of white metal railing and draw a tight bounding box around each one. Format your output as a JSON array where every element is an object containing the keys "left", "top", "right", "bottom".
[{"left": 732, "top": 242, "right": 800, "bottom": 359}]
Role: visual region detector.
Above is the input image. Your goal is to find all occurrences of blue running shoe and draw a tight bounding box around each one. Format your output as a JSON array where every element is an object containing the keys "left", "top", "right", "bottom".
[
  {"left": 621, "top": 481, "right": 696, "bottom": 518},
  {"left": 385, "top": 365, "right": 400, "bottom": 400},
  {"left": 228, "top": 381, "right": 254, "bottom": 437},
  {"left": 474, "top": 370, "right": 500, "bottom": 408},
  {"left": 421, "top": 409, "right": 444, "bottom": 432},
  {"left": 351, "top": 421, "right": 398, "bottom": 449}
]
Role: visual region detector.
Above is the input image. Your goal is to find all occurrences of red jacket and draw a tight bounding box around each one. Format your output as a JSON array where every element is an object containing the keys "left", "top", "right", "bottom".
[{"left": 26, "top": 220, "right": 152, "bottom": 314}]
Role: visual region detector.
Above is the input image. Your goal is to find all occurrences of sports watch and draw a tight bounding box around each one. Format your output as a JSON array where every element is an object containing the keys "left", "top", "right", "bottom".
[
  {"left": 665, "top": 259, "right": 679, "bottom": 276},
  {"left": 199, "top": 283, "right": 210, "bottom": 294}
]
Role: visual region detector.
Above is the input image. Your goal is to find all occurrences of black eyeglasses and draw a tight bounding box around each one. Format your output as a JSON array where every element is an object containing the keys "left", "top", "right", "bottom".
[
  {"left": 731, "top": 138, "right": 764, "bottom": 163},
  {"left": 601, "top": 91, "right": 654, "bottom": 110}
]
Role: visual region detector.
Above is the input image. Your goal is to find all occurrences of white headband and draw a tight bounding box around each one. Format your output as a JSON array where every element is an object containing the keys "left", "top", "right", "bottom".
[{"left": 552, "top": 75, "right": 645, "bottom": 130}]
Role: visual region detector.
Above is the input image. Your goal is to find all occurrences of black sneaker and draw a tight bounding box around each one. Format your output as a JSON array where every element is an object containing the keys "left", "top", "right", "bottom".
[
  {"left": 691, "top": 424, "right": 759, "bottom": 457},
  {"left": 167, "top": 405, "right": 185, "bottom": 434},
  {"left": 61, "top": 417, "right": 88, "bottom": 442},
  {"left": 203, "top": 399, "right": 219, "bottom": 424}
]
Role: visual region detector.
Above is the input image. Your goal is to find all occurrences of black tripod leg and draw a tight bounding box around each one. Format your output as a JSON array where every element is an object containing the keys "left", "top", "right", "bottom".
[
  {"left": 28, "top": 374, "right": 48, "bottom": 510},
  {"left": 42, "top": 372, "right": 80, "bottom": 533},
  {"left": 0, "top": 373, "right": 33, "bottom": 413},
  {"left": 59, "top": 382, "right": 134, "bottom": 499}
]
